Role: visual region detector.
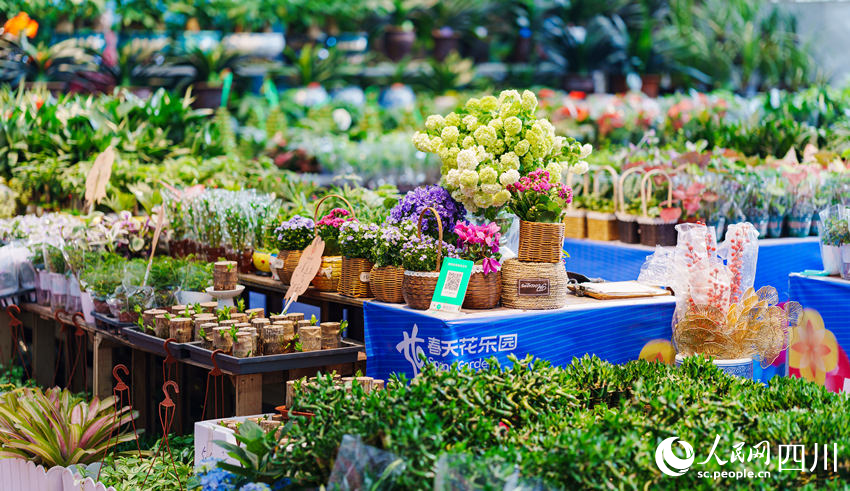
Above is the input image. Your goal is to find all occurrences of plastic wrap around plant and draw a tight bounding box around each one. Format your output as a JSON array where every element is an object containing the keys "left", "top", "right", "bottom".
[
  {"left": 639, "top": 222, "right": 799, "bottom": 366},
  {"left": 326, "top": 434, "right": 406, "bottom": 491}
]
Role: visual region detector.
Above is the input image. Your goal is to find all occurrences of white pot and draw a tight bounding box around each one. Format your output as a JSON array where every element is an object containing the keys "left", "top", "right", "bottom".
[
  {"left": 821, "top": 243, "right": 841, "bottom": 275},
  {"left": 675, "top": 354, "right": 753, "bottom": 379},
  {"left": 80, "top": 290, "right": 95, "bottom": 325},
  {"left": 49, "top": 272, "right": 67, "bottom": 295},
  {"left": 178, "top": 290, "right": 214, "bottom": 305},
  {"left": 841, "top": 245, "right": 850, "bottom": 280}
]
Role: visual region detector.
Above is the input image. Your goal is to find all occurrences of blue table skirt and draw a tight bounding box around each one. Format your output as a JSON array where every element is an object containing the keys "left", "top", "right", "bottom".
[
  {"left": 365, "top": 297, "right": 676, "bottom": 381},
  {"left": 787, "top": 273, "right": 850, "bottom": 394},
  {"left": 564, "top": 237, "right": 822, "bottom": 300}
]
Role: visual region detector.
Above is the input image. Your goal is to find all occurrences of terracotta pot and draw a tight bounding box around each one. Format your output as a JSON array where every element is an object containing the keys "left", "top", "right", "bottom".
[
  {"left": 432, "top": 28, "right": 459, "bottom": 61},
  {"left": 641, "top": 74, "right": 661, "bottom": 97},
  {"left": 384, "top": 26, "right": 415, "bottom": 61}
]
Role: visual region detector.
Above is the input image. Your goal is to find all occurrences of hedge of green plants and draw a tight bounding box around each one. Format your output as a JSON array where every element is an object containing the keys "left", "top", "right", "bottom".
[{"left": 269, "top": 355, "right": 850, "bottom": 489}]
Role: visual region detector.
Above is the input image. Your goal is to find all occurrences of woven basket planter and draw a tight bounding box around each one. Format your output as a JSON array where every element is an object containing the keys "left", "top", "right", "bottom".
[
  {"left": 279, "top": 250, "right": 301, "bottom": 284},
  {"left": 462, "top": 268, "right": 501, "bottom": 309},
  {"left": 518, "top": 220, "right": 564, "bottom": 263},
  {"left": 638, "top": 169, "right": 677, "bottom": 246},
  {"left": 339, "top": 257, "right": 374, "bottom": 298},
  {"left": 402, "top": 207, "right": 445, "bottom": 310},
  {"left": 371, "top": 265, "right": 404, "bottom": 303},
  {"left": 615, "top": 212, "right": 640, "bottom": 244},
  {"left": 586, "top": 212, "right": 618, "bottom": 241},
  {"left": 501, "top": 258, "right": 568, "bottom": 310},
  {"left": 311, "top": 256, "right": 342, "bottom": 291},
  {"left": 563, "top": 210, "right": 587, "bottom": 239},
  {"left": 403, "top": 271, "right": 440, "bottom": 310}
]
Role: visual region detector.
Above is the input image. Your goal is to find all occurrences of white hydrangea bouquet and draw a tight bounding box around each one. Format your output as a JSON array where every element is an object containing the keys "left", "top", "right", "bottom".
[{"left": 413, "top": 89, "right": 591, "bottom": 219}]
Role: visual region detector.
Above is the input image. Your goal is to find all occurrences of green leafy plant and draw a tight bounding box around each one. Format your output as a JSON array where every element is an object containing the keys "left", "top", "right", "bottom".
[
  {"left": 214, "top": 420, "right": 288, "bottom": 485},
  {"left": 0, "top": 387, "right": 136, "bottom": 468}
]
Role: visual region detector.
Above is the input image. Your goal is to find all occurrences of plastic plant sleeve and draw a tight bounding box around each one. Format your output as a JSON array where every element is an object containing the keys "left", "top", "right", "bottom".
[
  {"left": 326, "top": 434, "right": 406, "bottom": 491},
  {"left": 433, "top": 452, "right": 554, "bottom": 491}
]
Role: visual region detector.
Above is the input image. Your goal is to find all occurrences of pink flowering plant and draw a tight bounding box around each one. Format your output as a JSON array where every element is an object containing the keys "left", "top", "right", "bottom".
[
  {"left": 506, "top": 169, "right": 573, "bottom": 223},
  {"left": 316, "top": 208, "right": 355, "bottom": 255},
  {"left": 454, "top": 221, "right": 502, "bottom": 274}
]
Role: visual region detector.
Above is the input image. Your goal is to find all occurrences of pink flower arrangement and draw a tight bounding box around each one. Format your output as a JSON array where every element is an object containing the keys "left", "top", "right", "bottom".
[
  {"left": 454, "top": 221, "right": 502, "bottom": 274},
  {"left": 316, "top": 208, "right": 355, "bottom": 255},
  {"left": 317, "top": 208, "right": 354, "bottom": 228},
  {"left": 506, "top": 169, "right": 573, "bottom": 223}
]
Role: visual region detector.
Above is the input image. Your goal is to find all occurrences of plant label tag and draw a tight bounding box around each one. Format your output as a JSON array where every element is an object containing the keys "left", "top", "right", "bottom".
[
  {"left": 517, "top": 278, "right": 550, "bottom": 296},
  {"left": 429, "top": 258, "right": 474, "bottom": 313},
  {"left": 85, "top": 146, "right": 115, "bottom": 210},
  {"left": 284, "top": 237, "right": 325, "bottom": 309}
]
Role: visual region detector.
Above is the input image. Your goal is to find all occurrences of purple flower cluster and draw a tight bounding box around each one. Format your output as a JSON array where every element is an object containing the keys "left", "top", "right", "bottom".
[
  {"left": 399, "top": 234, "right": 461, "bottom": 271},
  {"left": 273, "top": 215, "right": 314, "bottom": 250},
  {"left": 389, "top": 185, "right": 466, "bottom": 237}
]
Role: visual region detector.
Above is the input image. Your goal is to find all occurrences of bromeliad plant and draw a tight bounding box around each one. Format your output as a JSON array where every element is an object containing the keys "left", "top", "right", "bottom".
[
  {"left": 0, "top": 387, "right": 136, "bottom": 468},
  {"left": 506, "top": 168, "right": 573, "bottom": 223},
  {"left": 454, "top": 221, "right": 501, "bottom": 274}
]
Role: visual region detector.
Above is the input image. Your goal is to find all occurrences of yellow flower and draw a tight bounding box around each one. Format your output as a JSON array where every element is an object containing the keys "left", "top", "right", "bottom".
[
  {"left": 479, "top": 95, "right": 498, "bottom": 112},
  {"left": 492, "top": 189, "right": 511, "bottom": 207},
  {"left": 479, "top": 166, "right": 497, "bottom": 184},
  {"left": 789, "top": 309, "right": 838, "bottom": 386}
]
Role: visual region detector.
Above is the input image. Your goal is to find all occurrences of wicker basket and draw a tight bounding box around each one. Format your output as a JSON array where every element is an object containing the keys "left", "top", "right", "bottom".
[
  {"left": 586, "top": 212, "right": 618, "bottom": 241},
  {"left": 563, "top": 173, "right": 588, "bottom": 239},
  {"left": 563, "top": 210, "right": 587, "bottom": 239},
  {"left": 501, "top": 258, "right": 568, "bottom": 310},
  {"left": 311, "top": 256, "right": 342, "bottom": 291},
  {"left": 616, "top": 166, "right": 645, "bottom": 244},
  {"left": 278, "top": 250, "right": 302, "bottom": 284},
  {"left": 371, "top": 265, "right": 405, "bottom": 303},
  {"left": 518, "top": 220, "right": 564, "bottom": 263},
  {"left": 339, "top": 257, "right": 374, "bottom": 298},
  {"left": 311, "top": 193, "right": 356, "bottom": 292},
  {"left": 462, "top": 267, "right": 501, "bottom": 309},
  {"left": 402, "top": 207, "right": 444, "bottom": 310},
  {"left": 638, "top": 169, "right": 677, "bottom": 247}
]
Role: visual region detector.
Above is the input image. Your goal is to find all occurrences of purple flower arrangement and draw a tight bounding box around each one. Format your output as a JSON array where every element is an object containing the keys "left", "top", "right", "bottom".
[
  {"left": 338, "top": 221, "right": 381, "bottom": 259},
  {"left": 372, "top": 221, "right": 417, "bottom": 267},
  {"left": 400, "top": 235, "right": 460, "bottom": 272},
  {"left": 389, "top": 185, "right": 466, "bottom": 238},
  {"left": 273, "top": 215, "right": 314, "bottom": 251},
  {"left": 455, "top": 221, "right": 502, "bottom": 274}
]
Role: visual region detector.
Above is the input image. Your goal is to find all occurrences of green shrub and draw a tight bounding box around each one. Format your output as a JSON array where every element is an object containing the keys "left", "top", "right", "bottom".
[{"left": 270, "top": 355, "right": 849, "bottom": 490}]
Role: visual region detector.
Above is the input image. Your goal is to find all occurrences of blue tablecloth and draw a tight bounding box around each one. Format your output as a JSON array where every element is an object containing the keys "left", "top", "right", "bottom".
[
  {"left": 787, "top": 273, "right": 850, "bottom": 393},
  {"left": 564, "top": 237, "right": 822, "bottom": 300},
  {"left": 364, "top": 297, "right": 676, "bottom": 381}
]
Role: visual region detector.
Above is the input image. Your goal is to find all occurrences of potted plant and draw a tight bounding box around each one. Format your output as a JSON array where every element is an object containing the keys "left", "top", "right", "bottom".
[
  {"left": 638, "top": 169, "right": 680, "bottom": 246},
  {"left": 100, "top": 38, "right": 169, "bottom": 98},
  {"left": 388, "top": 185, "right": 466, "bottom": 241},
  {"left": 818, "top": 206, "right": 848, "bottom": 277},
  {"left": 0, "top": 35, "right": 102, "bottom": 93},
  {"left": 168, "top": 0, "right": 223, "bottom": 51},
  {"left": 370, "top": 222, "right": 415, "bottom": 303},
  {"left": 177, "top": 45, "right": 244, "bottom": 109},
  {"left": 507, "top": 168, "right": 574, "bottom": 262},
  {"left": 742, "top": 178, "right": 769, "bottom": 238},
  {"left": 584, "top": 167, "right": 620, "bottom": 242},
  {"left": 337, "top": 221, "right": 379, "bottom": 298},
  {"left": 423, "top": 0, "right": 487, "bottom": 62},
  {"left": 313, "top": 199, "right": 356, "bottom": 291},
  {"left": 271, "top": 215, "right": 314, "bottom": 284},
  {"left": 223, "top": 207, "right": 254, "bottom": 273},
  {"left": 615, "top": 166, "right": 645, "bottom": 244},
  {"left": 382, "top": 0, "right": 418, "bottom": 61},
  {"left": 400, "top": 208, "right": 460, "bottom": 310},
  {"left": 455, "top": 221, "right": 501, "bottom": 309},
  {"left": 178, "top": 261, "right": 214, "bottom": 304},
  {"left": 609, "top": 1, "right": 668, "bottom": 95},
  {"left": 503, "top": 0, "right": 546, "bottom": 63}
]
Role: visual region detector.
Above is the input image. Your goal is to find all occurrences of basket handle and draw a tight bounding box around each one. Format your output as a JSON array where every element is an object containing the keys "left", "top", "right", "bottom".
[
  {"left": 567, "top": 173, "right": 591, "bottom": 210},
  {"left": 592, "top": 166, "right": 619, "bottom": 196},
  {"left": 640, "top": 169, "right": 673, "bottom": 218},
  {"left": 417, "top": 207, "right": 443, "bottom": 272},
  {"left": 313, "top": 193, "right": 357, "bottom": 238},
  {"left": 618, "top": 166, "right": 645, "bottom": 214}
]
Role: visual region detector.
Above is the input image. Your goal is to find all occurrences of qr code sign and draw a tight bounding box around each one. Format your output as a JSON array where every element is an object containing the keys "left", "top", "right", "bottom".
[{"left": 441, "top": 270, "right": 464, "bottom": 299}]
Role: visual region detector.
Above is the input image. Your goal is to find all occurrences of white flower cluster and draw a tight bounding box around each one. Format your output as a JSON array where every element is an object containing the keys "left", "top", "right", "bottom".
[{"left": 413, "top": 90, "right": 591, "bottom": 213}]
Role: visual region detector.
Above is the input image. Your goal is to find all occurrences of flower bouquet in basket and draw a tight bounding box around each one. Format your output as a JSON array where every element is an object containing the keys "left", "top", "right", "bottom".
[
  {"left": 455, "top": 221, "right": 502, "bottom": 309},
  {"left": 338, "top": 221, "right": 380, "bottom": 298},
  {"left": 389, "top": 185, "right": 466, "bottom": 241},
  {"left": 272, "top": 215, "right": 314, "bottom": 284},
  {"left": 370, "top": 221, "right": 416, "bottom": 303},
  {"left": 313, "top": 203, "right": 356, "bottom": 291},
  {"left": 639, "top": 222, "right": 802, "bottom": 378},
  {"left": 507, "top": 169, "right": 573, "bottom": 262},
  {"left": 412, "top": 89, "right": 590, "bottom": 260},
  {"left": 400, "top": 208, "right": 461, "bottom": 310}
]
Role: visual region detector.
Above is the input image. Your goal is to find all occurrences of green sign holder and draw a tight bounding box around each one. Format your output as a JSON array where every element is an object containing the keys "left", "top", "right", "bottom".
[{"left": 429, "top": 257, "right": 474, "bottom": 313}]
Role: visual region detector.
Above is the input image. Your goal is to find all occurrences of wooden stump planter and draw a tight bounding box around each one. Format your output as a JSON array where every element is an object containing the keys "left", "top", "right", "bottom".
[
  {"left": 169, "top": 317, "right": 193, "bottom": 343},
  {"left": 213, "top": 261, "right": 238, "bottom": 291},
  {"left": 321, "top": 322, "right": 341, "bottom": 349},
  {"left": 300, "top": 326, "right": 322, "bottom": 351}
]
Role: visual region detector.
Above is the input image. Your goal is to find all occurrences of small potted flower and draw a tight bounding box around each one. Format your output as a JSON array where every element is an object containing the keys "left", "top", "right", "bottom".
[
  {"left": 506, "top": 168, "right": 573, "bottom": 263},
  {"left": 585, "top": 167, "right": 620, "bottom": 242},
  {"left": 401, "top": 208, "right": 460, "bottom": 310},
  {"left": 455, "top": 221, "right": 502, "bottom": 309},
  {"left": 338, "top": 221, "right": 380, "bottom": 298},
  {"left": 370, "top": 221, "right": 416, "bottom": 303},
  {"left": 388, "top": 185, "right": 466, "bottom": 240},
  {"left": 819, "top": 206, "right": 849, "bottom": 277},
  {"left": 313, "top": 204, "right": 356, "bottom": 291},
  {"left": 272, "top": 215, "right": 314, "bottom": 284},
  {"left": 638, "top": 170, "right": 680, "bottom": 247}
]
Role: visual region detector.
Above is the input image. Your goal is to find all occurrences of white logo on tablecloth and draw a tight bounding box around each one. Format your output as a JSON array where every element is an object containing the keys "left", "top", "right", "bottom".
[{"left": 396, "top": 324, "right": 425, "bottom": 376}]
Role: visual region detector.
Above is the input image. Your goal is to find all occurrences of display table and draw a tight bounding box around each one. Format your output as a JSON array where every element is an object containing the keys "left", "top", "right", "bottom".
[
  {"left": 564, "top": 237, "right": 822, "bottom": 298},
  {"left": 364, "top": 295, "right": 676, "bottom": 381},
  {"left": 787, "top": 273, "right": 850, "bottom": 394}
]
